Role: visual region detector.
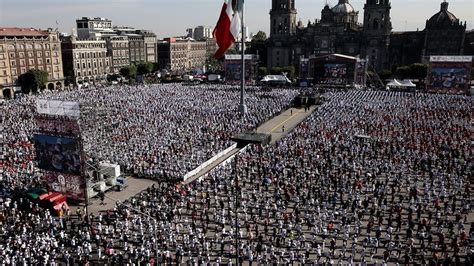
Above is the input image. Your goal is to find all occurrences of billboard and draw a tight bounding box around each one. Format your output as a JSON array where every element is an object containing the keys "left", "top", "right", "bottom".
[
  {"left": 34, "top": 106, "right": 85, "bottom": 201},
  {"left": 324, "top": 63, "right": 348, "bottom": 84},
  {"left": 36, "top": 99, "right": 80, "bottom": 118},
  {"left": 224, "top": 54, "right": 258, "bottom": 84},
  {"left": 427, "top": 56, "right": 472, "bottom": 94},
  {"left": 34, "top": 135, "right": 81, "bottom": 175},
  {"left": 310, "top": 54, "right": 357, "bottom": 86}
]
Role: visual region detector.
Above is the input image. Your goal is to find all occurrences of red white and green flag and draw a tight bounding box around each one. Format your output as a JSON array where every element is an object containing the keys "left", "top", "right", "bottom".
[{"left": 213, "top": 0, "right": 243, "bottom": 58}]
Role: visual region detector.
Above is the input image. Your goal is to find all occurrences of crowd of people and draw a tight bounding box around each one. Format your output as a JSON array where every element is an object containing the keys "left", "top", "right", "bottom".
[
  {"left": 1, "top": 87, "right": 472, "bottom": 264},
  {"left": 1, "top": 84, "right": 297, "bottom": 182}
]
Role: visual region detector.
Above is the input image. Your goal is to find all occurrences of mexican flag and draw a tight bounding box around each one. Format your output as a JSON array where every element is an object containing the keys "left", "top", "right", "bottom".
[{"left": 213, "top": 0, "right": 243, "bottom": 58}]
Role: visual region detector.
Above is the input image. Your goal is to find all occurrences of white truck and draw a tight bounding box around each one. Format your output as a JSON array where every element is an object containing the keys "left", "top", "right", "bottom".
[{"left": 207, "top": 74, "right": 222, "bottom": 83}]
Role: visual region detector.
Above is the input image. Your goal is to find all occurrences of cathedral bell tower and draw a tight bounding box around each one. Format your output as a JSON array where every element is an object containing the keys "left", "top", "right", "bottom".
[
  {"left": 270, "top": 0, "right": 297, "bottom": 39},
  {"left": 362, "top": 0, "right": 392, "bottom": 71}
]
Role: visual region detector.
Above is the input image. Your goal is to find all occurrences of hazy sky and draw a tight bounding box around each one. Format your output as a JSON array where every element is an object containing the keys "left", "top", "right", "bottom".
[{"left": 1, "top": 0, "right": 473, "bottom": 38}]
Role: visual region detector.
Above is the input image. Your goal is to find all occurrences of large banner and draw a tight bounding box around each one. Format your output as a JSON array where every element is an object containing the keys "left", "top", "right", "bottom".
[
  {"left": 36, "top": 100, "right": 80, "bottom": 118},
  {"left": 34, "top": 101, "right": 85, "bottom": 200},
  {"left": 33, "top": 135, "right": 81, "bottom": 175},
  {"left": 224, "top": 54, "right": 258, "bottom": 84},
  {"left": 427, "top": 56, "right": 472, "bottom": 94},
  {"left": 324, "top": 63, "right": 348, "bottom": 84}
]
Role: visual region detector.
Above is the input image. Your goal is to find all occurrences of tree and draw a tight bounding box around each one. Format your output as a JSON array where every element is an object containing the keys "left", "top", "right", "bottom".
[
  {"left": 18, "top": 69, "right": 48, "bottom": 94},
  {"left": 246, "top": 30, "right": 268, "bottom": 67},
  {"left": 206, "top": 56, "right": 223, "bottom": 73},
  {"left": 408, "top": 63, "right": 427, "bottom": 81},
  {"left": 378, "top": 69, "right": 393, "bottom": 81},
  {"left": 282, "top": 66, "right": 295, "bottom": 78},
  {"left": 271, "top": 67, "right": 283, "bottom": 75},
  {"left": 152, "top": 63, "right": 160, "bottom": 73},
  {"left": 258, "top": 67, "right": 268, "bottom": 77},
  {"left": 120, "top": 65, "right": 137, "bottom": 79},
  {"left": 396, "top": 66, "right": 410, "bottom": 80},
  {"left": 137, "top": 62, "right": 153, "bottom": 76}
]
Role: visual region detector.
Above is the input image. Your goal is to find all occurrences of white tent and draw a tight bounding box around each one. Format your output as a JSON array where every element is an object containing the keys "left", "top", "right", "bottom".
[
  {"left": 400, "top": 80, "right": 416, "bottom": 87},
  {"left": 386, "top": 79, "right": 403, "bottom": 88},
  {"left": 260, "top": 75, "right": 291, "bottom": 83}
]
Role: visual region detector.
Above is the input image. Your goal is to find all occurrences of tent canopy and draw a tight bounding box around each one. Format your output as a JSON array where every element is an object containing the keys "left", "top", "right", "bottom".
[
  {"left": 260, "top": 75, "right": 291, "bottom": 83},
  {"left": 399, "top": 80, "right": 416, "bottom": 87},
  {"left": 386, "top": 79, "right": 403, "bottom": 87}
]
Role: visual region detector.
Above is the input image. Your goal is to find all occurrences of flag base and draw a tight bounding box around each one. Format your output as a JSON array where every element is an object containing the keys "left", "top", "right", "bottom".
[{"left": 238, "top": 103, "right": 247, "bottom": 115}]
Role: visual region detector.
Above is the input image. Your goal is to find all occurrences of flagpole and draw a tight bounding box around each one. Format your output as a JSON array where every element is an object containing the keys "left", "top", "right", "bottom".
[{"left": 238, "top": 0, "right": 247, "bottom": 115}]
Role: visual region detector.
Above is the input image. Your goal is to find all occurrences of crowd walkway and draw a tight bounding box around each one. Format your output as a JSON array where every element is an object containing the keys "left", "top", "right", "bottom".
[
  {"left": 256, "top": 106, "right": 317, "bottom": 144},
  {"left": 85, "top": 177, "right": 158, "bottom": 215}
]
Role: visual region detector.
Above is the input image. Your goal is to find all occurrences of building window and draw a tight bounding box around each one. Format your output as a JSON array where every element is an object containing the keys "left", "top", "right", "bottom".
[
  {"left": 11, "top": 61, "right": 15, "bottom": 67},
  {"left": 46, "top": 59, "right": 51, "bottom": 64},
  {"left": 7, "top": 45, "right": 15, "bottom": 51}
]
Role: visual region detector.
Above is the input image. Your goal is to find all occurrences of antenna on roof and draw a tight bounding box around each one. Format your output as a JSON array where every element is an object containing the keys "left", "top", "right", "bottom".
[{"left": 55, "top": 20, "right": 59, "bottom": 32}]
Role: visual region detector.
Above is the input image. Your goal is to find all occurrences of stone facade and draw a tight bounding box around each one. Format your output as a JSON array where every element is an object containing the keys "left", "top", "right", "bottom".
[
  {"left": 105, "top": 36, "right": 129, "bottom": 74},
  {"left": 158, "top": 38, "right": 207, "bottom": 72},
  {"left": 267, "top": 1, "right": 472, "bottom": 72},
  {"left": 76, "top": 17, "right": 114, "bottom": 40},
  {"left": 0, "top": 27, "right": 64, "bottom": 98},
  {"left": 61, "top": 36, "right": 111, "bottom": 84}
]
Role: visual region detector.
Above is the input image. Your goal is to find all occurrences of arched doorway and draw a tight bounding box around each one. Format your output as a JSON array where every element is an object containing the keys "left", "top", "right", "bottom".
[
  {"left": 48, "top": 83, "right": 55, "bottom": 91},
  {"left": 56, "top": 82, "right": 62, "bottom": 90},
  {"left": 2, "top": 88, "right": 12, "bottom": 99}
]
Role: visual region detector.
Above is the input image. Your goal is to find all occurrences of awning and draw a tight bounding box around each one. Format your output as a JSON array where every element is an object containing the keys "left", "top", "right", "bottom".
[{"left": 27, "top": 193, "right": 39, "bottom": 199}]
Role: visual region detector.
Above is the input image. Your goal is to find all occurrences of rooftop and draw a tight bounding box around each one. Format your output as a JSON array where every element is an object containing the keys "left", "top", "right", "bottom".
[{"left": 0, "top": 27, "right": 50, "bottom": 37}]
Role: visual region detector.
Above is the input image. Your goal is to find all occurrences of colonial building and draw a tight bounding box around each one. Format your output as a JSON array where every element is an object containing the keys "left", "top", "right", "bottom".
[
  {"left": 75, "top": 17, "right": 158, "bottom": 67},
  {"left": 114, "top": 28, "right": 157, "bottom": 64},
  {"left": 267, "top": 0, "right": 472, "bottom": 72},
  {"left": 105, "top": 35, "right": 129, "bottom": 74},
  {"left": 76, "top": 17, "right": 114, "bottom": 40},
  {"left": 61, "top": 36, "right": 111, "bottom": 84},
  {"left": 157, "top": 38, "right": 207, "bottom": 72},
  {"left": 0, "top": 27, "right": 64, "bottom": 98}
]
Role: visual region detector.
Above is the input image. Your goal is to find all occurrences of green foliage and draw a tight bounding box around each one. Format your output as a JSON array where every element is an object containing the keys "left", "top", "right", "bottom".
[
  {"left": 396, "top": 63, "right": 428, "bottom": 81},
  {"left": 258, "top": 66, "right": 268, "bottom": 77},
  {"left": 409, "top": 63, "right": 427, "bottom": 81},
  {"left": 107, "top": 74, "right": 121, "bottom": 82},
  {"left": 252, "top": 31, "right": 267, "bottom": 42},
  {"left": 152, "top": 63, "right": 160, "bottom": 73},
  {"left": 206, "top": 56, "right": 223, "bottom": 73},
  {"left": 396, "top": 66, "right": 410, "bottom": 80},
  {"left": 271, "top": 66, "right": 295, "bottom": 78},
  {"left": 137, "top": 62, "right": 153, "bottom": 75},
  {"left": 120, "top": 65, "right": 137, "bottom": 79},
  {"left": 226, "top": 47, "right": 238, "bottom": 55},
  {"left": 18, "top": 69, "right": 49, "bottom": 94},
  {"left": 270, "top": 67, "right": 283, "bottom": 75},
  {"left": 378, "top": 69, "right": 393, "bottom": 81},
  {"left": 246, "top": 30, "right": 268, "bottom": 67}
]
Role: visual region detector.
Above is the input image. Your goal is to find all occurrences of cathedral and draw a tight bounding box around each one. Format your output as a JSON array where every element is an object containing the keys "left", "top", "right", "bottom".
[{"left": 267, "top": 0, "right": 473, "bottom": 72}]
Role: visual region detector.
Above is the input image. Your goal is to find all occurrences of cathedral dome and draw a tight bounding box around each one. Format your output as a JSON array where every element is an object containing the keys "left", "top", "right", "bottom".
[
  {"left": 332, "top": 0, "right": 355, "bottom": 14},
  {"left": 427, "top": 2, "right": 459, "bottom": 28}
]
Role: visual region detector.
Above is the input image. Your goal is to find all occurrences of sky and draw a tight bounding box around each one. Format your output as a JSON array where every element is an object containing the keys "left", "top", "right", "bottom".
[{"left": 0, "top": 0, "right": 473, "bottom": 38}]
